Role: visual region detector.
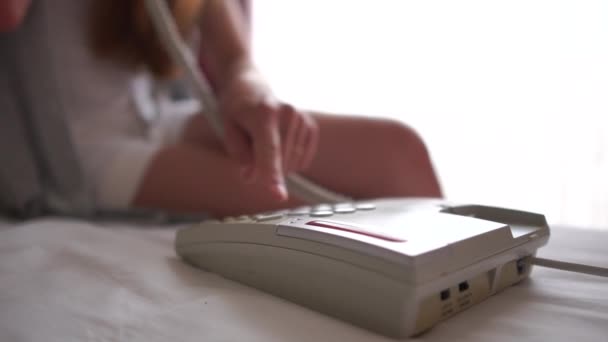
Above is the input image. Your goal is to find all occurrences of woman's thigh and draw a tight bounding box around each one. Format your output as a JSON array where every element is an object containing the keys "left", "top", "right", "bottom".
[
  {"left": 301, "top": 112, "right": 442, "bottom": 198},
  {"left": 132, "top": 112, "right": 442, "bottom": 217}
]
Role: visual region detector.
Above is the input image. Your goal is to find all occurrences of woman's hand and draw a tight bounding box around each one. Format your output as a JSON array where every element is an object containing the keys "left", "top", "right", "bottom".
[
  {"left": 217, "top": 68, "right": 319, "bottom": 201},
  {"left": 0, "top": 0, "right": 31, "bottom": 32},
  {"left": 277, "top": 102, "right": 319, "bottom": 175}
]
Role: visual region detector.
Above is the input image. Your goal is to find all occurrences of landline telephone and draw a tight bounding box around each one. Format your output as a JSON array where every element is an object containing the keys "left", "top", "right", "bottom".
[{"left": 144, "top": 0, "right": 608, "bottom": 338}]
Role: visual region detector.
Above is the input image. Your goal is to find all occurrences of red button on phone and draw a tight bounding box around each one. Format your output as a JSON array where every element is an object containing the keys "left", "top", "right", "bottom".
[{"left": 306, "top": 220, "right": 406, "bottom": 242}]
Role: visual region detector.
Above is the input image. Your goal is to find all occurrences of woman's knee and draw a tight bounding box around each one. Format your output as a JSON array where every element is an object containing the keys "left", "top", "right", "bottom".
[
  {"left": 373, "top": 119, "right": 432, "bottom": 162},
  {"left": 373, "top": 119, "right": 443, "bottom": 196}
]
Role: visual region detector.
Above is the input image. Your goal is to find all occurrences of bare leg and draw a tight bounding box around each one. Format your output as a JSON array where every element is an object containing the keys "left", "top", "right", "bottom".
[
  {"left": 132, "top": 112, "right": 442, "bottom": 217},
  {"left": 300, "top": 112, "right": 442, "bottom": 199}
]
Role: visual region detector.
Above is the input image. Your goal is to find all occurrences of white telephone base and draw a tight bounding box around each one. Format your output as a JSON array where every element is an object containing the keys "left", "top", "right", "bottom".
[{"left": 175, "top": 198, "right": 550, "bottom": 338}]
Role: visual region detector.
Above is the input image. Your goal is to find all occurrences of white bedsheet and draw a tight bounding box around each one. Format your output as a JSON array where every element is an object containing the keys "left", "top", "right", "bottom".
[{"left": 0, "top": 218, "right": 606, "bottom": 342}]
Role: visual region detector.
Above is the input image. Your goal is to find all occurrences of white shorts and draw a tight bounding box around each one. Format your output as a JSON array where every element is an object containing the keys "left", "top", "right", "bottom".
[{"left": 73, "top": 108, "right": 196, "bottom": 211}]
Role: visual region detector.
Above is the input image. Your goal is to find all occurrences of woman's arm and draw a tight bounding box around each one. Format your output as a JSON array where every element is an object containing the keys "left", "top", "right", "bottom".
[
  {"left": 196, "top": 0, "right": 320, "bottom": 202},
  {"left": 0, "top": 0, "right": 31, "bottom": 32},
  {"left": 197, "top": 0, "right": 252, "bottom": 91},
  {"left": 197, "top": 0, "right": 283, "bottom": 194}
]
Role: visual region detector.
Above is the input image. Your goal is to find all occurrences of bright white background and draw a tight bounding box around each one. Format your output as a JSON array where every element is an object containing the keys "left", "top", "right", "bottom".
[{"left": 251, "top": 0, "right": 608, "bottom": 229}]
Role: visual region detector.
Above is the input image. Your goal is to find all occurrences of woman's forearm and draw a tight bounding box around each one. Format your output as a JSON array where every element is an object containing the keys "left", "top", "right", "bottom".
[
  {"left": 0, "top": 0, "right": 31, "bottom": 32},
  {"left": 198, "top": 0, "right": 254, "bottom": 92}
]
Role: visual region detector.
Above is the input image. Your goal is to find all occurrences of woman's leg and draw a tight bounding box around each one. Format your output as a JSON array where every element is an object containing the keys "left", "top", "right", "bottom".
[
  {"left": 300, "top": 112, "right": 442, "bottom": 199},
  {"left": 132, "top": 112, "right": 442, "bottom": 217}
]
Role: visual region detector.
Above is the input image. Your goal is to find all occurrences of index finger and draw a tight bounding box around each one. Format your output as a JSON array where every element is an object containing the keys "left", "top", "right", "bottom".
[{"left": 249, "top": 107, "right": 287, "bottom": 200}]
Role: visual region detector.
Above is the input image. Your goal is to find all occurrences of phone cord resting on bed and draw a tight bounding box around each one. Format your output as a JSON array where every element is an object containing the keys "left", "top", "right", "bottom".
[
  {"left": 531, "top": 257, "right": 608, "bottom": 278},
  {"left": 144, "top": 0, "right": 350, "bottom": 204}
]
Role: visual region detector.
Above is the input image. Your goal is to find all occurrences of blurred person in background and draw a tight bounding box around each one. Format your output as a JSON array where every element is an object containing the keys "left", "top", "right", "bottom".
[{"left": 0, "top": 0, "right": 442, "bottom": 218}]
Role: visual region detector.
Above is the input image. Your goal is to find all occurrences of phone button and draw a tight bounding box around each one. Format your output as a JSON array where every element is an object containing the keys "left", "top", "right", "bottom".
[
  {"left": 355, "top": 203, "right": 376, "bottom": 210},
  {"left": 254, "top": 213, "right": 285, "bottom": 222},
  {"left": 310, "top": 210, "right": 334, "bottom": 217}
]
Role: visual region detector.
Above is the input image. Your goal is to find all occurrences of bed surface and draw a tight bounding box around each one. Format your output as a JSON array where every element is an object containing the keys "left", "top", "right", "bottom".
[{"left": 1, "top": 217, "right": 606, "bottom": 341}]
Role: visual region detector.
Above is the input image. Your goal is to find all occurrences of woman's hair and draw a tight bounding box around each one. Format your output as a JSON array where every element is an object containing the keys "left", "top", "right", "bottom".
[{"left": 89, "top": 0, "right": 204, "bottom": 79}]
